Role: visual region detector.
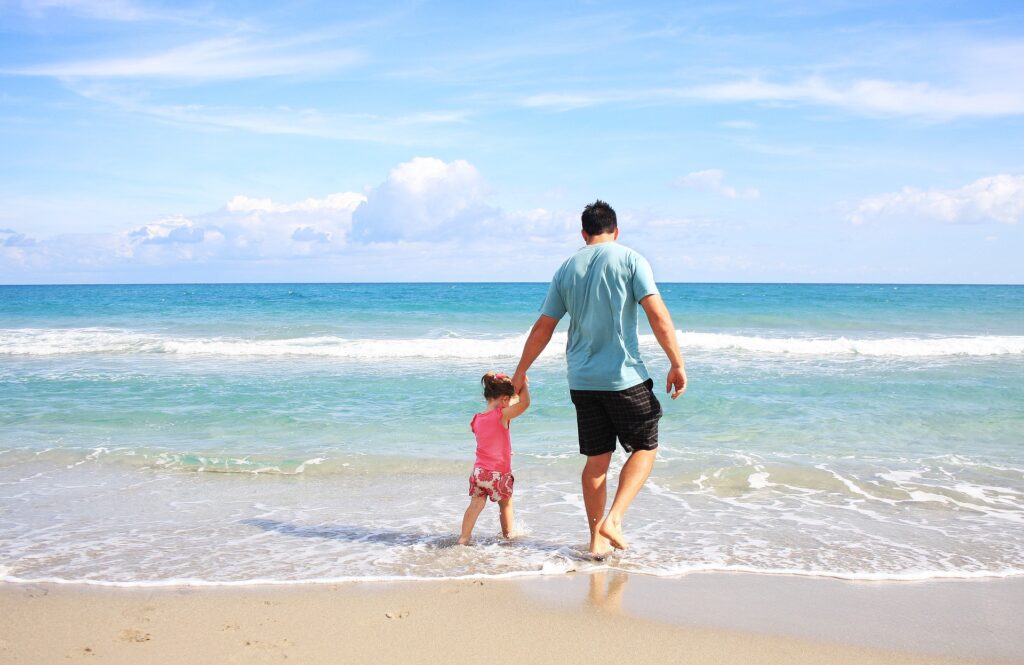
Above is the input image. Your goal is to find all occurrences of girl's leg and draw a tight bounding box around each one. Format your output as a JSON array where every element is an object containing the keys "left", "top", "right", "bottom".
[
  {"left": 497, "top": 497, "right": 514, "bottom": 538},
  {"left": 458, "top": 495, "right": 487, "bottom": 545}
]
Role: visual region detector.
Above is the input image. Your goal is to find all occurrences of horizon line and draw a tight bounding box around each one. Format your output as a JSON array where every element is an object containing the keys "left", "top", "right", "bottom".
[{"left": 1, "top": 281, "right": 1022, "bottom": 288}]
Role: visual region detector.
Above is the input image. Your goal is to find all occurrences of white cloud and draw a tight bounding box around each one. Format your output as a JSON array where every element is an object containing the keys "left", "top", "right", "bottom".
[
  {"left": 7, "top": 37, "right": 362, "bottom": 81},
  {"left": 846, "top": 175, "right": 1024, "bottom": 225},
  {"left": 0, "top": 157, "right": 726, "bottom": 282},
  {"left": 18, "top": 0, "right": 161, "bottom": 21},
  {"left": 687, "top": 77, "right": 1024, "bottom": 120},
  {"left": 675, "top": 169, "right": 760, "bottom": 200},
  {"left": 521, "top": 75, "right": 1024, "bottom": 121},
  {"left": 350, "top": 157, "right": 498, "bottom": 242},
  {"left": 130, "top": 216, "right": 206, "bottom": 244},
  {"left": 227, "top": 193, "right": 366, "bottom": 214},
  {"left": 58, "top": 85, "right": 466, "bottom": 144},
  {"left": 719, "top": 120, "right": 757, "bottom": 130},
  {"left": 520, "top": 93, "right": 611, "bottom": 111},
  {"left": 212, "top": 191, "right": 364, "bottom": 254}
]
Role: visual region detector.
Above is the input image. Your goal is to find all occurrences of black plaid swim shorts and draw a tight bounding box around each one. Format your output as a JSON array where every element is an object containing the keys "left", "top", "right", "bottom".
[{"left": 569, "top": 378, "right": 662, "bottom": 456}]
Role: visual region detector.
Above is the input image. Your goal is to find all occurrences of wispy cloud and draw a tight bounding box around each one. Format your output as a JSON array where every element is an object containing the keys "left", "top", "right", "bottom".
[
  {"left": 7, "top": 36, "right": 362, "bottom": 81},
  {"left": 846, "top": 175, "right": 1024, "bottom": 225},
  {"left": 686, "top": 77, "right": 1024, "bottom": 120},
  {"left": 227, "top": 193, "right": 366, "bottom": 215},
  {"left": 62, "top": 84, "right": 468, "bottom": 144},
  {"left": 675, "top": 169, "right": 760, "bottom": 200},
  {"left": 719, "top": 119, "right": 757, "bottom": 130},
  {"left": 18, "top": 0, "right": 172, "bottom": 22},
  {"left": 521, "top": 75, "right": 1024, "bottom": 120}
]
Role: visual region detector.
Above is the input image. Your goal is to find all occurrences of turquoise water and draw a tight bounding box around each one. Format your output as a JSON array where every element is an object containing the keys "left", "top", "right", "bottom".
[{"left": 1, "top": 283, "right": 1022, "bottom": 584}]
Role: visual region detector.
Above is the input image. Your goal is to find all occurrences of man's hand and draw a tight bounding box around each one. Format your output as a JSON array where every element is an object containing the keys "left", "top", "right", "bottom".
[
  {"left": 641, "top": 294, "right": 687, "bottom": 400},
  {"left": 512, "top": 315, "right": 558, "bottom": 395},
  {"left": 512, "top": 371, "right": 528, "bottom": 395},
  {"left": 667, "top": 366, "right": 687, "bottom": 400}
]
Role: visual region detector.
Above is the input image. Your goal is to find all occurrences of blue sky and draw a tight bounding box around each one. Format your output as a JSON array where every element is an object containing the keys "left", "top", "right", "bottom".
[{"left": 1, "top": 0, "right": 1023, "bottom": 283}]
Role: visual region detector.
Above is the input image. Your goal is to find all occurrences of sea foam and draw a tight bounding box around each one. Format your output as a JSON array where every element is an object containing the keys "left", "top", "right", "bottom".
[{"left": 3, "top": 328, "right": 1023, "bottom": 358}]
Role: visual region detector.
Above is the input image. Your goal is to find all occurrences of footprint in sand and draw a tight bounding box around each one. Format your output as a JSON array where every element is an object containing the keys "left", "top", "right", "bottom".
[
  {"left": 24, "top": 585, "right": 49, "bottom": 598},
  {"left": 120, "top": 605, "right": 156, "bottom": 624},
  {"left": 384, "top": 611, "right": 410, "bottom": 619},
  {"left": 233, "top": 638, "right": 294, "bottom": 662},
  {"left": 118, "top": 628, "right": 152, "bottom": 643}
]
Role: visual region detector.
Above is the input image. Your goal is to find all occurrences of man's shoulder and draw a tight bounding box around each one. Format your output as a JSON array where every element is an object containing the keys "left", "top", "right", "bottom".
[
  {"left": 599, "top": 243, "right": 649, "bottom": 270},
  {"left": 612, "top": 242, "right": 647, "bottom": 260},
  {"left": 554, "top": 243, "right": 649, "bottom": 277}
]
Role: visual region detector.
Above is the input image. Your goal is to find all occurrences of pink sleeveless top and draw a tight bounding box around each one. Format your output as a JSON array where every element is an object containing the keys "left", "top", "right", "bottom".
[{"left": 470, "top": 408, "right": 512, "bottom": 473}]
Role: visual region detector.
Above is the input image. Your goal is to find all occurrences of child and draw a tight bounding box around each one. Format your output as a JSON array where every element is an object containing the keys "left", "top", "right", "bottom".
[{"left": 457, "top": 371, "right": 530, "bottom": 545}]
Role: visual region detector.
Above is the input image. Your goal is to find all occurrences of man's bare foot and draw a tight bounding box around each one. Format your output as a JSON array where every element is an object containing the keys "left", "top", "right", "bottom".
[
  {"left": 599, "top": 518, "right": 628, "bottom": 550},
  {"left": 457, "top": 536, "right": 470, "bottom": 546}
]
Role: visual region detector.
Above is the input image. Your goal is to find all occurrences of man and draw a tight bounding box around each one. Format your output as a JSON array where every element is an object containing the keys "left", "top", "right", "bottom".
[{"left": 512, "top": 200, "right": 686, "bottom": 557}]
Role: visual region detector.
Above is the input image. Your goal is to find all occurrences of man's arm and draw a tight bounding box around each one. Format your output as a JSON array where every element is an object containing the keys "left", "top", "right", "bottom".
[
  {"left": 501, "top": 377, "right": 530, "bottom": 425},
  {"left": 511, "top": 315, "right": 559, "bottom": 394},
  {"left": 640, "top": 294, "right": 687, "bottom": 399}
]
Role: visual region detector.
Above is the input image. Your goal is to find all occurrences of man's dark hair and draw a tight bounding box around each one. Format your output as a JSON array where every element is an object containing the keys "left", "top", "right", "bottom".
[{"left": 581, "top": 200, "right": 617, "bottom": 235}]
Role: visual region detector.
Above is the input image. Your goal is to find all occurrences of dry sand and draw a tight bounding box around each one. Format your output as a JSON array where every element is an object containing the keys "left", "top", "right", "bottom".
[{"left": 1, "top": 572, "right": 1020, "bottom": 664}]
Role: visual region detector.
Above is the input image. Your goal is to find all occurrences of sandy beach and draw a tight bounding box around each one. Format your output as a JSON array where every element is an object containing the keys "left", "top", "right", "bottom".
[{"left": 2, "top": 572, "right": 1020, "bottom": 664}]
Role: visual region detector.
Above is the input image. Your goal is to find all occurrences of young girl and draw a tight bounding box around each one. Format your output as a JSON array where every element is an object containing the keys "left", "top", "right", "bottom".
[{"left": 457, "top": 371, "right": 530, "bottom": 545}]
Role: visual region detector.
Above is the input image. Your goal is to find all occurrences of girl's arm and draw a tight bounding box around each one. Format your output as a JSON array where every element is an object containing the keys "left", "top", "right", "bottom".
[{"left": 501, "top": 378, "right": 530, "bottom": 427}]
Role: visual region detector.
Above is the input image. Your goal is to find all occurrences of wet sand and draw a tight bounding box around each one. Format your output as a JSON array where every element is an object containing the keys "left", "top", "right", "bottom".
[{"left": 1, "top": 572, "right": 1020, "bottom": 664}]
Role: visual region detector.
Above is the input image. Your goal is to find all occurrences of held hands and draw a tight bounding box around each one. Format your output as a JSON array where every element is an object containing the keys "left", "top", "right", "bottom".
[
  {"left": 666, "top": 366, "right": 687, "bottom": 400},
  {"left": 512, "top": 371, "right": 529, "bottom": 395}
]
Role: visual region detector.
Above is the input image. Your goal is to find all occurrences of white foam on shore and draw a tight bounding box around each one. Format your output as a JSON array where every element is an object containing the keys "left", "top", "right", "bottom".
[
  {"left": 4, "top": 564, "right": 1023, "bottom": 588},
  {"left": 3, "top": 328, "right": 1023, "bottom": 359}
]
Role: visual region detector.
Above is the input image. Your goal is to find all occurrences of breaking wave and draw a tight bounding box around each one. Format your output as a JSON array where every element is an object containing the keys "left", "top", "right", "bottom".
[{"left": 2, "top": 328, "right": 1023, "bottom": 359}]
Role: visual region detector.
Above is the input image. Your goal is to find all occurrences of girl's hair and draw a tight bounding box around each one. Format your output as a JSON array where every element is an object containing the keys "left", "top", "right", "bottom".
[{"left": 481, "top": 371, "right": 515, "bottom": 400}]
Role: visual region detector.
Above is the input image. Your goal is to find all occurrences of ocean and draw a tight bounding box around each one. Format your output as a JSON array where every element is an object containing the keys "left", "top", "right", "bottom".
[{"left": 1, "top": 282, "right": 1022, "bottom": 586}]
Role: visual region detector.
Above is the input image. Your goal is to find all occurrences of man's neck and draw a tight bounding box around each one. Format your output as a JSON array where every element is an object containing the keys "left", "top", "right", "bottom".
[{"left": 585, "top": 233, "right": 617, "bottom": 245}]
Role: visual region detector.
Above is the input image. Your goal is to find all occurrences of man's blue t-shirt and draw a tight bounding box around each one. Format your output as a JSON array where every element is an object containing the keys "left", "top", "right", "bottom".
[{"left": 540, "top": 242, "right": 659, "bottom": 391}]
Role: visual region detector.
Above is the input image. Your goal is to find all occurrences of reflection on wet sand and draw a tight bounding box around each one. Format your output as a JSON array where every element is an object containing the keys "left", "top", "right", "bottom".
[{"left": 586, "top": 571, "right": 629, "bottom": 613}]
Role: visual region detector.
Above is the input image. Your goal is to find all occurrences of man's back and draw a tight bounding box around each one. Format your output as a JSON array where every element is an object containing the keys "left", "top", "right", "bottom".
[{"left": 540, "top": 242, "right": 658, "bottom": 391}]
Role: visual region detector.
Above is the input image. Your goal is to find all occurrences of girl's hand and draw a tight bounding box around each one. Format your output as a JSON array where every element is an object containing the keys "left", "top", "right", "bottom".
[{"left": 512, "top": 371, "right": 528, "bottom": 394}]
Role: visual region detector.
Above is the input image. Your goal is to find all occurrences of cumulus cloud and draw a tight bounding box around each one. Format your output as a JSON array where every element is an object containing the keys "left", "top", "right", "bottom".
[
  {"left": 203, "top": 190, "right": 365, "bottom": 256},
  {"left": 0, "top": 157, "right": 584, "bottom": 281},
  {"left": 846, "top": 175, "right": 1024, "bottom": 225},
  {"left": 130, "top": 217, "right": 206, "bottom": 244},
  {"left": 675, "top": 169, "right": 760, "bottom": 200},
  {"left": 350, "top": 157, "right": 499, "bottom": 242}
]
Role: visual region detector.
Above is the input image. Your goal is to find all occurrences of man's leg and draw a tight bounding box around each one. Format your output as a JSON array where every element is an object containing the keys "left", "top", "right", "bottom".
[
  {"left": 598, "top": 448, "right": 657, "bottom": 550},
  {"left": 582, "top": 452, "right": 612, "bottom": 556}
]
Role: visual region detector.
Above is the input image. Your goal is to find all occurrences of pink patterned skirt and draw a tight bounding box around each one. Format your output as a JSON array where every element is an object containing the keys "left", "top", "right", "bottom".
[{"left": 468, "top": 466, "right": 514, "bottom": 502}]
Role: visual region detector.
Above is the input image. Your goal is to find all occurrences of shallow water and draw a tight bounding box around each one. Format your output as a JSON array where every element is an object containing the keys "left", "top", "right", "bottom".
[{"left": 1, "top": 283, "right": 1022, "bottom": 584}]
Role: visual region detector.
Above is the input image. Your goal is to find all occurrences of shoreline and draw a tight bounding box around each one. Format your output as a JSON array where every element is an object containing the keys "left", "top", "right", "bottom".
[
  {"left": 2, "top": 571, "right": 1020, "bottom": 664},
  {"left": 4, "top": 565, "right": 1024, "bottom": 587}
]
